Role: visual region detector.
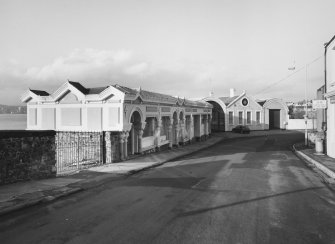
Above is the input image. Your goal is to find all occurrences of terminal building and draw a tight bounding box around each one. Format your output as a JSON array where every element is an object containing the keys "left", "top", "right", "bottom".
[
  {"left": 202, "top": 89, "right": 288, "bottom": 132},
  {"left": 21, "top": 81, "right": 212, "bottom": 173}
]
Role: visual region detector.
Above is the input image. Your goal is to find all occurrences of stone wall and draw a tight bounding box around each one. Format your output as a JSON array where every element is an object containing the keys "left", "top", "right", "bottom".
[
  {"left": 0, "top": 130, "right": 56, "bottom": 185},
  {"left": 105, "top": 132, "right": 120, "bottom": 163}
]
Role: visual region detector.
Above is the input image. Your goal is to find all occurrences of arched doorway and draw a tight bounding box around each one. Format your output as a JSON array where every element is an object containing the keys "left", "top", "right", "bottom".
[
  {"left": 128, "top": 111, "right": 142, "bottom": 155},
  {"left": 207, "top": 101, "right": 225, "bottom": 131}
]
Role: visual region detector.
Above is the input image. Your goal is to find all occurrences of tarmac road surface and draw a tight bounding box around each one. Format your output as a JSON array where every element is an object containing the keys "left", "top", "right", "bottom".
[{"left": 1, "top": 132, "right": 335, "bottom": 244}]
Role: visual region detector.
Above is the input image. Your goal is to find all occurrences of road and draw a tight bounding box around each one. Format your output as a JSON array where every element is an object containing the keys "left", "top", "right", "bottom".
[{"left": 1, "top": 132, "right": 335, "bottom": 244}]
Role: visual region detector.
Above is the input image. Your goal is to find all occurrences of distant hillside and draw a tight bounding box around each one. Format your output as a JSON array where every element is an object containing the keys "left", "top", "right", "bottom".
[{"left": 0, "top": 104, "right": 27, "bottom": 114}]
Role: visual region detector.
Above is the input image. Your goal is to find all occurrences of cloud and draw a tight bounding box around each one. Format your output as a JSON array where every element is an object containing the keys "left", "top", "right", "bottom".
[
  {"left": 1, "top": 48, "right": 204, "bottom": 104},
  {"left": 24, "top": 48, "right": 134, "bottom": 82},
  {"left": 0, "top": 47, "right": 315, "bottom": 105}
]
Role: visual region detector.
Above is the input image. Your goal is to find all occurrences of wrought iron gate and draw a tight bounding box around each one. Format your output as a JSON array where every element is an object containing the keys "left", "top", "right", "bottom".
[{"left": 56, "top": 132, "right": 104, "bottom": 175}]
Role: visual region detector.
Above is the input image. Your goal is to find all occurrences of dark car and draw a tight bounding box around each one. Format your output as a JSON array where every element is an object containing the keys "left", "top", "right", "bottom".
[{"left": 232, "top": 125, "right": 250, "bottom": 134}]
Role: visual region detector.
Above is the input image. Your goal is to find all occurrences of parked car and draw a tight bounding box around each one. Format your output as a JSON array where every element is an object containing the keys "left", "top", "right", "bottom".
[{"left": 232, "top": 125, "right": 250, "bottom": 134}]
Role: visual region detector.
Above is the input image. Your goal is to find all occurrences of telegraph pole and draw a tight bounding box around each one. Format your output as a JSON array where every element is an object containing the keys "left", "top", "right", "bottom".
[{"left": 305, "top": 64, "right": 308, "bottom": 146}]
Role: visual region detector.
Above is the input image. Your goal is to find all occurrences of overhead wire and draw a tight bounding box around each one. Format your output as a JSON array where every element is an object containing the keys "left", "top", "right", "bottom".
[{"left": 254, "top": 55, "right": 323, "bottom": 95}]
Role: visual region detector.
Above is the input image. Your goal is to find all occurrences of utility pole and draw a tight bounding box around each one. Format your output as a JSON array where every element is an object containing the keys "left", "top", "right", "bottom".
[{"left": 305, "top": 64, "right": 308, "bottom": 146}]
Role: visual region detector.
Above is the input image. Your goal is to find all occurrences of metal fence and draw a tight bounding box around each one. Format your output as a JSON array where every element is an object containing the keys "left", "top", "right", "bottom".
[{"left": 56, "top": 131, "right": 104, "bottom": 175}]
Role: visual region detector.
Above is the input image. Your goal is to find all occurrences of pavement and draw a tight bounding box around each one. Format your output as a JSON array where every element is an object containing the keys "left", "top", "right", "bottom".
[
  {"left": 1, "top": 129, "right": 333, "bottom": 217},
  {"left": 293, "top": 142, "right": 335, "bottom": 183}
]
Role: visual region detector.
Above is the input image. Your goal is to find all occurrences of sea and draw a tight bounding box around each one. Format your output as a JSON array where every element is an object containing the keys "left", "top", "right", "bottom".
[{"left": 0, "top": 114, "right": 27, "bottom": 130}]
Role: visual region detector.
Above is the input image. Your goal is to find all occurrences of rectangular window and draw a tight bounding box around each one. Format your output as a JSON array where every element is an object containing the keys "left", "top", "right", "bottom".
[
  {"left": 256, "top": 111, "right": 261, "bottom": 124},
  {"left": 238, "top": 111, "right": 243, "bottom": 124},
  {"left": 246, "top": 111, "right": 251, "bottom": 124},
  {"left": 228, "top": 111, "right": 234, "bottom": 125}
]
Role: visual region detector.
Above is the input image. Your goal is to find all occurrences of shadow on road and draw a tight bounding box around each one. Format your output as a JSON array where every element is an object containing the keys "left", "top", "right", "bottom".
[{"left": 178, "top": 186, "right": 326, "bottom": 217}]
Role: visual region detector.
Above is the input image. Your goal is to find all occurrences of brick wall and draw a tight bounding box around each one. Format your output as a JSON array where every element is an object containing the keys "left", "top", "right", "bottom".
[{"left": 0, "top": 130, "right": 56, "bottom": 185}]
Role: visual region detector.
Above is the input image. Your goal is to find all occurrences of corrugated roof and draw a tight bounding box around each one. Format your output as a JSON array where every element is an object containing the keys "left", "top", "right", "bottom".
[{"left": 140, "top": 89, "right": 178, "bottom": 103}]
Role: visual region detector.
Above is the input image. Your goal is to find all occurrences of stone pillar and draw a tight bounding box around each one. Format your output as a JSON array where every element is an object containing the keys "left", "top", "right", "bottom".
[
  {"left": 155, "top": 117, "right": 162, "bottom": 148},
  {"left": 175, "top": 118, "right": 180, "bottom": 146},
  {"left": 168, "top": 117, "right": 173, "bottom": 149},
  {"left": 204, "top": 115, "right": 208, "bottom": 137},
  {"left": 180, "top": 117, "right": 185, "bottom": 144},
  {"left": 151, "top": 117, "right": 156, "bottom": 136},
  {"left": 195, "top": 115, "right": 201, "bottom": 141},
  {"left": 105, "top": 131, "right": 112, "bottom": 164},
  {"left": 124, "top": 131, "right": 129, "bottom": 159},
  {"left": 138, "top": 129, "right": 144, "bottom": 154},
  {"left": 119, "top": 132, "right": 125, "bottom": 161},
  {"left": 190, "top": 115, "right": 194, "bottom": 142}
]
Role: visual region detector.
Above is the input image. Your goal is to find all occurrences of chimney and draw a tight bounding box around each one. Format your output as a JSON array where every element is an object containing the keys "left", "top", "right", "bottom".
[
  {"left": 209, "top": 91, "right": 214, "bottom": 97},
  {"left": 230, "top": 88, "right": 235, "bottom": 97}
]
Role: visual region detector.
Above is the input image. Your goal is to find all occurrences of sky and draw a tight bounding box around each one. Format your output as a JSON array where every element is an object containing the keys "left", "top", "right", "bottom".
[{"left": 0, "top": 0, "right": 334, "bottom": 105}]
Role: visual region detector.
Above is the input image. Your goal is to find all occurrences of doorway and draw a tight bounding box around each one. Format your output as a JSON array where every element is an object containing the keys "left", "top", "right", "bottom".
[{"left": 269, "top": 109, "right": 280, "bottom": 129}]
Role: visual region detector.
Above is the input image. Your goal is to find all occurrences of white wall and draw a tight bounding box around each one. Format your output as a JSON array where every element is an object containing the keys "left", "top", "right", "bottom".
[
  {"left": 327, "top": 102, "right": 335, "bottom": 158},
  {"left": 287, "top": 119, "right": 316, "bottom": 130},
  {"left": 326, "top": 40, "right": 335, "bottom": 158}
]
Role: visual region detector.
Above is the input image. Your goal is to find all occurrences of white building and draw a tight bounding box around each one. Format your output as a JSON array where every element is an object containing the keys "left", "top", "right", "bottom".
[
  {"left": 325, "top": 35, "right": 335, "bottom": 158},
  {"left": 21, "top": 81, "right": 213, "bottom": 165},
  {"left": 202, "top": 89, "right": 288, "bottom": 131}
]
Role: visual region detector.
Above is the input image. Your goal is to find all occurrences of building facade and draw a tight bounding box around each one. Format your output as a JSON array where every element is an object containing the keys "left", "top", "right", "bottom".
[
  {"left": 202, "top": 89, "right": 288, "bottom": 131},
  {"left": 21, "top": 81, "right": 212, "bottom": 169},
  {"left": 325, "top": 35, "right": 335, "bottom": 158}
]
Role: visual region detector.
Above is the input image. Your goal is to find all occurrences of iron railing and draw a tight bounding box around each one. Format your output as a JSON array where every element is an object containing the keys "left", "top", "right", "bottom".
[{"left": 56, "top": 131, "right": 104, "bottom": 175}]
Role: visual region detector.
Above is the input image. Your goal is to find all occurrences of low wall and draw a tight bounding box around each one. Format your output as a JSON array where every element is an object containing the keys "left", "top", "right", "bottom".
[
  {"left": 287, "top": 119, "right": 316, "bottom": 130},
  {"left": 0, "top": 130, "right": 56, "bottom": 185}
]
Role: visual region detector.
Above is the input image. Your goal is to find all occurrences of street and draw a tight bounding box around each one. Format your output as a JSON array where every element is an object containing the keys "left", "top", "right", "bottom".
[{"left": 1, "top": 132, "right": 335, "bottom": 244}]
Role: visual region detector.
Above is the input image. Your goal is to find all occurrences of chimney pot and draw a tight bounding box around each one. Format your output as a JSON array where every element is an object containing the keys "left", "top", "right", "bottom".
[{"left": 230, "top": 88, "right": 235, "bottom": 97}]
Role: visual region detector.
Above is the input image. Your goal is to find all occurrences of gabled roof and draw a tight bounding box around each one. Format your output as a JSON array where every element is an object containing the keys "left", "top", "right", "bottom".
[
  {"left": 218, "top": 96, "right": 239, "bottom": 106},
  {"left": 257, "top": 100, "right": 266, "bottom": 107},
  {"left": 21, "top": 89, "right": 50, "bottom": 103},
  {"left": 30, "top": 89, "right": 50, "bottom": 96},
  {"left": 113, "top": 85, "right": 138, "bottom": 95},
  {"left": 87, "top": 87, "right": 109, "bottom": 95},
  {"left": 22, "top": 81, "right": 212, "bottom": 108},
  {"left": 140, "top": 89, "right": 178, "bottom": 104},
  {"left": 68, "top": 81, "right": 88, "bottom": 94}
]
